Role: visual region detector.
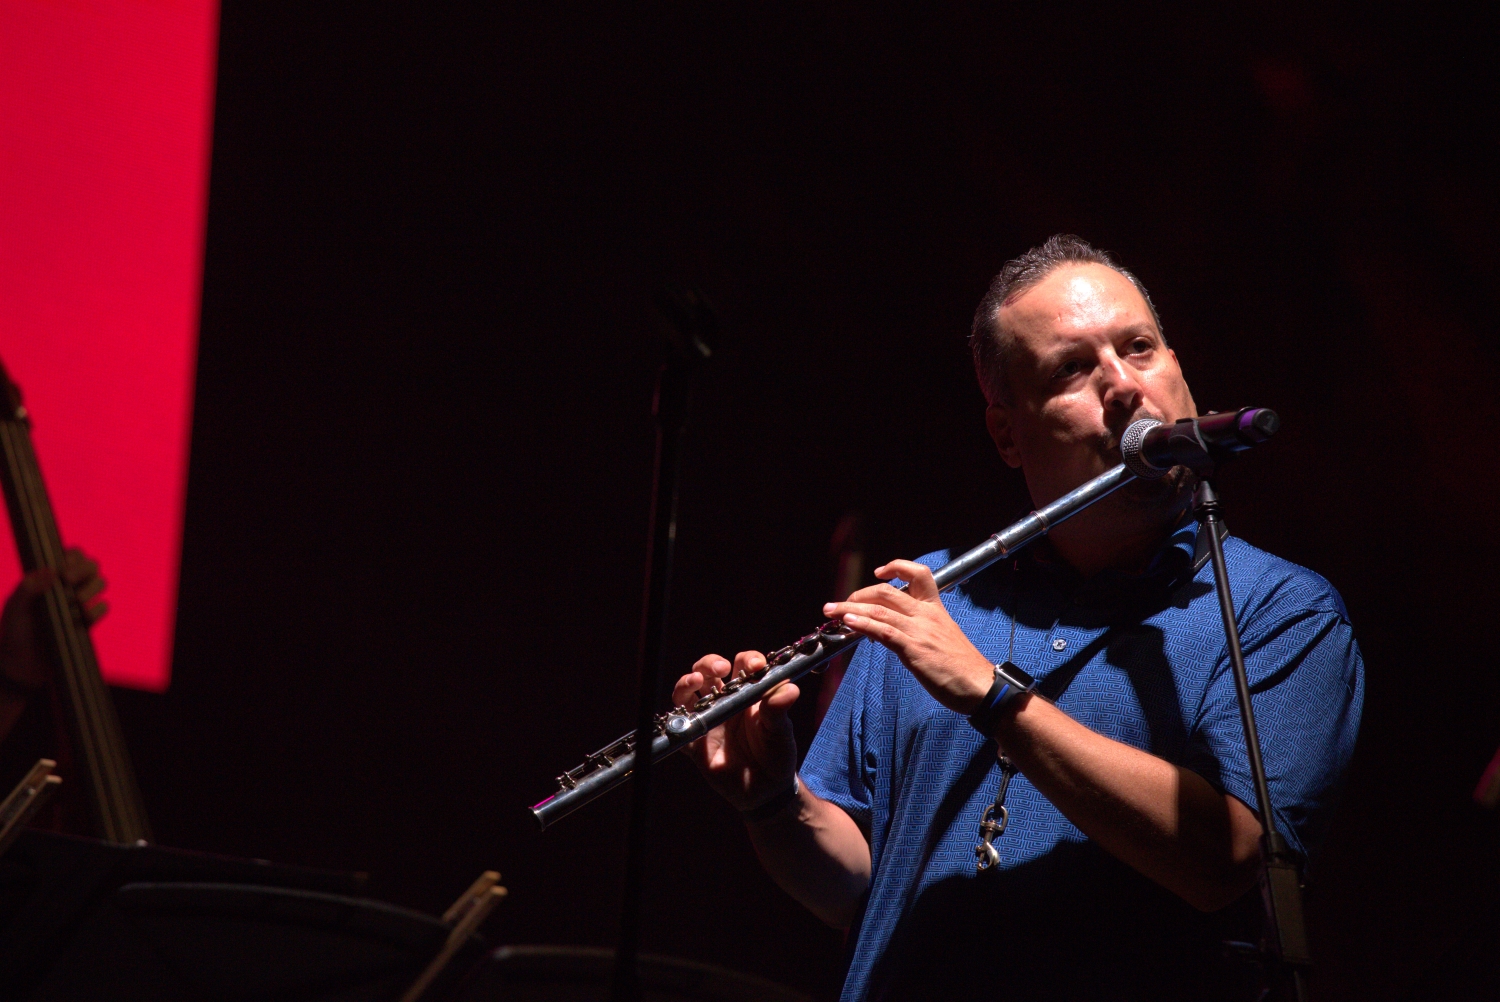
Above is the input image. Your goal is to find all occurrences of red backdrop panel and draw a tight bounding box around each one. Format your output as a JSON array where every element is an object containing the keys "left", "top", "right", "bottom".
[{"left": 0, "top": 0, "right": 218, "bottom": 691}]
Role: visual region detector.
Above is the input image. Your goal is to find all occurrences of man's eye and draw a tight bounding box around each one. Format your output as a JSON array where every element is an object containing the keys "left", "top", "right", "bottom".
[
  {"left": 1054, "top": 360, "right": 1081, "bottom": 378},
  {"left": 1128, "top": 339, "right": 1153, "bottom": 354}
]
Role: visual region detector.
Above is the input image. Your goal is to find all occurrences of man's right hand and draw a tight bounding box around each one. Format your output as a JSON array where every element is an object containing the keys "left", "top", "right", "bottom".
[{"left": 672, "top": 650, "right": 801, "bottom": 812}]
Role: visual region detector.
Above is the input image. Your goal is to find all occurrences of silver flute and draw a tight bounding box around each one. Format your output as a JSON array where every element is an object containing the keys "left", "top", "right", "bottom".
[{"left": 530, "top": 457, "right": 1147, "bottom": 830}]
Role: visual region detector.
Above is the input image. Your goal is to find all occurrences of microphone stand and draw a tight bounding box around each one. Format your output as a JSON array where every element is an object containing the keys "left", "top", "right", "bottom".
[
  {"left": 610, "top": 289, "right": 716, "bottom": 1002},
  {"left": 1192, "top": 477, "right": 1311, "bottom": 1002}
]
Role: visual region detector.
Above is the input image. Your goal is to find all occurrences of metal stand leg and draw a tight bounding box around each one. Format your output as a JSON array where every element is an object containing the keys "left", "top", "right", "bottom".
[
  {"left": 1193, "top": 480, "right": 1311, "bottom": 1002},
  {"left": 611, "top": 290, "right": 716, "bottom": 1002}
]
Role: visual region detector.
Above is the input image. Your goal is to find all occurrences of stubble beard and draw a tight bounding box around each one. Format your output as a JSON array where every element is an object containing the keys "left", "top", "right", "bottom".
[{"left": 1115, "top": 463, "right": 1195, "bottom": 520}]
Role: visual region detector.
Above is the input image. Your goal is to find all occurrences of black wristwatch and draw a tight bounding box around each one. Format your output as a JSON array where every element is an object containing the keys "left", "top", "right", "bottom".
[
  {"left": 967, "top": 661, "right": 1037, "bottom": 738},
  {"left": 741, "top": 774, "right": 801, "bottom": 823}
]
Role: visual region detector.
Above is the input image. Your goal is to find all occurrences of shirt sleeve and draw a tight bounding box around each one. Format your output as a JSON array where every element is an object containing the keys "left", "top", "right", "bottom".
[
  {"left": 801, "top": 638, "right": 878, "bottom": 833},
  {"left": 1180, "top": 580, "right": 1364, "bottom": 860}
]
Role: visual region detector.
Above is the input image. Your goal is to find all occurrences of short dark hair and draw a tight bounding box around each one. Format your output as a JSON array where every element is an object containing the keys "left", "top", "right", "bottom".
[{"left": 969, "top": 234, "right": 1164, "bottom": 406}]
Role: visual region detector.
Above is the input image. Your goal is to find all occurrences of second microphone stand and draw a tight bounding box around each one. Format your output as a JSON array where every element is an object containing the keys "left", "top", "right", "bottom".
[{"left": 611, "top": 289, "right": 717, "bottom": 1002}]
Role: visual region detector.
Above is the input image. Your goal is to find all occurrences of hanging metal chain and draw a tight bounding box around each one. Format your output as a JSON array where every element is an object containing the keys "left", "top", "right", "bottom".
[
  {"left": 969, "top": 526, "right": 1220, "bottom": 874},
  {"left": 975, "top": 562, "right": 1022, "bottom": 873},
  {"left": 974, "top": 756, "right": 1018, "bottom": 872}
]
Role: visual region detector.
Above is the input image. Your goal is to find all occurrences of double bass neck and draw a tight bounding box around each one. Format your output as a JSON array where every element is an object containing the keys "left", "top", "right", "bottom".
[{"left": 0, "top": 361, "right": 151, "bottom": 844}]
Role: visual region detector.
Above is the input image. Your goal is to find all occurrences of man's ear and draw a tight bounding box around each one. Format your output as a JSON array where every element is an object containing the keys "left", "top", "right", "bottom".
[{"left": 985, "top": 404, "right": 1023, "bottom": 469}]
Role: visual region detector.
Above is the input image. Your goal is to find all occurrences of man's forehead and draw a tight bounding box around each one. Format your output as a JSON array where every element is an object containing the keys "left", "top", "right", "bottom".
[{"left": 1000, "top": 264, "right": 1155, "bottom": 344}]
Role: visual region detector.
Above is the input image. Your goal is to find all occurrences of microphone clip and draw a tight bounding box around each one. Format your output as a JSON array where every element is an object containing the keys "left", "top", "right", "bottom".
[{"left": 1121, "top": 407, "right": 1280, "bottom": 480}]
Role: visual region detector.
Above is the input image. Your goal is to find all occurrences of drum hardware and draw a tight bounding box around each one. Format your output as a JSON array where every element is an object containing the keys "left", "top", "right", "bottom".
[
  {"left": 401, "top": 870, "right": 509, "bottom": 1002},
  {"left": 0, "top": 758, "right": 60, "bottom": 856}
]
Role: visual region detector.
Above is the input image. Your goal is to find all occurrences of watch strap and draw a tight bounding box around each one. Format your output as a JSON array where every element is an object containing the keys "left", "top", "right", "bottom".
[
  {"left": 968, "top": 661, "right": 1036, "bottom": 738},
  {"left": 741, "top": 774, "right": 800, "bottom": 823}
]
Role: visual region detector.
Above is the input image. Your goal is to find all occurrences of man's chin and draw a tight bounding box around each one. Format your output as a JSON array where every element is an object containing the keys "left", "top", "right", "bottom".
[{"left": 1118, "top": 463, "right": 1196, "bottom": 514}]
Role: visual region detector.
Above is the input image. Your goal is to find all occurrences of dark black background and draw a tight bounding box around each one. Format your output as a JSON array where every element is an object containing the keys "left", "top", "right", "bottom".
[{"left": 103, "top": 2, "right": 1500, "bottom": 998}]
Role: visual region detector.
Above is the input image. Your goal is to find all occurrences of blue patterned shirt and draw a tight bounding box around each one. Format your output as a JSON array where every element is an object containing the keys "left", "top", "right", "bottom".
[{"left": 801, "top": 523, "right": 1364, "bottom": 1001}]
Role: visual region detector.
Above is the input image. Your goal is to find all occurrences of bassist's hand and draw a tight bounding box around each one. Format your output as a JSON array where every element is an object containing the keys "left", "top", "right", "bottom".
[
  {"left": 672, "top": 650, "right": 801, "bottom": 813},
  {"left": 0, "top": 548, "right": 107, "bottom": 694}
]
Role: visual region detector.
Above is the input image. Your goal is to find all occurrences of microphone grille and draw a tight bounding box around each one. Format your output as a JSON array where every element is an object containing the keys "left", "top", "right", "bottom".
[{"left": 1120, "top": 418, "right": 1166, "bottom": 479}]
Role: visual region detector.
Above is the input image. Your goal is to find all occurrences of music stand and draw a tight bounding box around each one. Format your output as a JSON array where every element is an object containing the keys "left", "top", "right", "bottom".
[
  {"left": 0, "top": 829, "right": 489, "bottom": 1001},
  {"left": 461, "top": 946, "right": 813, "bottom": 1002}
]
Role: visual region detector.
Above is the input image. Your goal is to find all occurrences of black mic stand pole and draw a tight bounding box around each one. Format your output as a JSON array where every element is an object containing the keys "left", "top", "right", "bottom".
[
  {"left": 611, "top": 290, "right": 716, "bottom": 1002},
  {"left": 1192, "top": 478, "right": 1311, "bottom": 1002}
]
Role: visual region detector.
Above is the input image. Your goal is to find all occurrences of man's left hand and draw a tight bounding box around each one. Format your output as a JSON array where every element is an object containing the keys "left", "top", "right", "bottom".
[
  {"left": 0, "top": 548, "right": 108, "bottom": 694},
  {"left": 824, "top": 559, "right": 994, "bottom": 714}
]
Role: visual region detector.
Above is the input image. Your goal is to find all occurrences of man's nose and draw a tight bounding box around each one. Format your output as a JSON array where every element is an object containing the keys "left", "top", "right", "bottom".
[{"left": 1098, "top": 354, "right": 1143, "bottom": 412}]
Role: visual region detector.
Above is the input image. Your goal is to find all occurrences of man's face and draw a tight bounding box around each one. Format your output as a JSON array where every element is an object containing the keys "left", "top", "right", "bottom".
[{"left": 985, "top": 262, "right": 1197, "bottom": 509}]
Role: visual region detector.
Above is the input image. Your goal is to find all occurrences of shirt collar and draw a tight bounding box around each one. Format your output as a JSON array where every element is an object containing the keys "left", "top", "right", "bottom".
[{"left": 1021, "top": 515, "right": 1199, "bottom": 609}]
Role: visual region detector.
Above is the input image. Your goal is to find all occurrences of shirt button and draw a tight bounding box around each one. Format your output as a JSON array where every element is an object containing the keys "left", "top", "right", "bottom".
[{"left": 1051, "top": 638, "right": 1068, "bottom": 651}]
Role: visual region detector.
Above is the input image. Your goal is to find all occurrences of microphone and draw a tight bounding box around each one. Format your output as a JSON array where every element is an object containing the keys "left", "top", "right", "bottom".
[{"left": 1120, "top": 407, "right": 1280, "bottom": 479}]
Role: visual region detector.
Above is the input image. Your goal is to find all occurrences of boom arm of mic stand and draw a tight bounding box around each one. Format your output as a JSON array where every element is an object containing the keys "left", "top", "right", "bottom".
[{"left": 1193, "top": 479, "right": 1311, "bottom": 1002}]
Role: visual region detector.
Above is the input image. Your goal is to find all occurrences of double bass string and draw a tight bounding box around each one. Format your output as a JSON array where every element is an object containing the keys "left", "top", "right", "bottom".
[
  {"left": 23, "top": 426, "right": 147, "bottom": 842},
  {"left": 14, "top": 421, "right": 142, "bottom": 841},
  {"left": 0, "top": 419, "right": 104, "bottom": 828},
  {"left": 0, "top": 412, "right": 149, "bottom": 842},
  {"left": 3, "top": 424, "right": 84, "bottom": 802}
]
